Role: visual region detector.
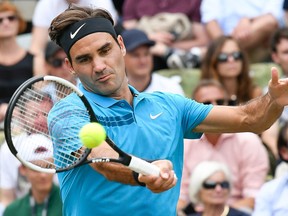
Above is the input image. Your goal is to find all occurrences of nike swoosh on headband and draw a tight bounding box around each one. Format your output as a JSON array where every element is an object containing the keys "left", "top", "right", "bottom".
[{"left": 70, "top": 23, "right": 86, "bottom": 39}]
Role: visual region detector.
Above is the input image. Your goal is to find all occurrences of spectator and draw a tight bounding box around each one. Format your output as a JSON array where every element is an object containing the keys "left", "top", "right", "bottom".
[
  {"left": 0, "top": 1, "right": 44, "bottom": 128},
  {"left": 178, "top": 80, "right": 269, "bottom": 214},
  {"left": 44, "top": 41, "right": 78, "bottom": 85},
  {"left": 122, "top": 29, "right": 185, "bottom": 95},
  {"left": 29, "top": 0, "right": 118, "bottom": 74},
  {"left": 3, "top": 134, "right": 62, "bottom": 216},
  {"left": 184, "top": 161, "right": 249, "bottom": 216},
  {"left": 252, "top": 122, "right": 288, "bottom": 216},
  {"left": 122, "top": 0, "right": 209, "bottom": 70},
  {"left": 274, "top": 122, "right": 288, "bottom": 178},
  {"left": 200, "top": 0, "right": 284, "bottom": 62},
  {"left": 201, "top": 36, "right": 262, "bottom": 104},
  {"left": 0, "top": 92, "right": 54, "bottom": 208},
  {"left": 261, "top": 27, "right": 288, "bottom": 161}
]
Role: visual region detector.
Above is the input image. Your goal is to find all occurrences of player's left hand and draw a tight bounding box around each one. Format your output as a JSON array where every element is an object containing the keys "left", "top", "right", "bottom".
[
  {"left": 268, "top": 67, "right": 288, "bottom": 107},
  {"left": 138, "top": 159, "right": 177, "bottom": 193}
]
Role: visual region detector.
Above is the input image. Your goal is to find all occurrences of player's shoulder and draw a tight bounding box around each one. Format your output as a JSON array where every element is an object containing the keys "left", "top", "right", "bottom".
[{"left": 141, "top": 90, "right": 186, "bottom": 102}]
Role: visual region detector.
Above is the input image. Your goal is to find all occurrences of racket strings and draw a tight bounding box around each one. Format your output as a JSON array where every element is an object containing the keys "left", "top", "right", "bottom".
[{"left": 9, "top": 80, "right": 89, "bottom": 171}]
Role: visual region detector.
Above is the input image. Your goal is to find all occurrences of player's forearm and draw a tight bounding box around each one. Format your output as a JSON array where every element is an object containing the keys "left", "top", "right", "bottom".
[
  {"left": 88, "top": 143, "right": 139, "bottom": 185},
  {"left": 240, "top": 93, "right": 283, "bottom": 134},
  {"left": 91, "top": 162, "right": 139, "bottom": 185}
]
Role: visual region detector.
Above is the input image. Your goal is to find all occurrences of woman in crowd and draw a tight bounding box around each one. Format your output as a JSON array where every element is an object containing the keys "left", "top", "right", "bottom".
[
  {"left": 0, "top": 1, "right": 44, "bottom": 125},
  {"left": 201, "top": 36, "right": 262, "bottom": 104},
  {"left": 186, "top": 161, "right": 250, "bottom": 216}
]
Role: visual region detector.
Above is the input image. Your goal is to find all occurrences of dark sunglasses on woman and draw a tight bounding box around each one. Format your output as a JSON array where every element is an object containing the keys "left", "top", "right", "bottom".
[
  {"left": 202, "top": 180, "right": 230, "bottom": 189},
  {"left": 0, "top": 15, "right": 17, "bottom": 24},
  {"left": 217, "top": 51, "right": 242, "bottom": 63},
  {"left": 203, "top": 97, "right": 238, "bottom": 106}
]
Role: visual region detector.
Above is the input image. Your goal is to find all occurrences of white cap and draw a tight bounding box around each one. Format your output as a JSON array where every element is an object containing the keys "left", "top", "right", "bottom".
[{"left": 17, "top": 134, "right": 53, "bottom": 162}]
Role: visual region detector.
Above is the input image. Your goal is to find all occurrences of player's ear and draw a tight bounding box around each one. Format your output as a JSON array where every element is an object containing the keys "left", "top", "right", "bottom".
[
  {"left": 117, "top": 35, "right": 126, "bottom": 56},
  {"left": 65, "top": 58, "right": 76, "bottom": 76}
]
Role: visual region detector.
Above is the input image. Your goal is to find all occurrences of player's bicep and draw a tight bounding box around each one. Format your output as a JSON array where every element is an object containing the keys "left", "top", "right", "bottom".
[{"left": 193, "top": 106, "right": 246, "bottom": 133}]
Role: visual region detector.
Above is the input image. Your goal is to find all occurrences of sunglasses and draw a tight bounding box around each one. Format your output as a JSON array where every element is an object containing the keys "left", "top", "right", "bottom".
[
  {"left": 202, "top": 180, "right": 230, "bottom": 190},
  {"left": 202, "top": 99, "right": 226, "bottom": 105},
  {"left": 203, "top": 98, "right": 238, "bottom": 106},
  {"left": 48, "top": 58, "right": 65, "bottom": 68},
  {"left": 217, "top": 51, "right": 242, "bottom": 63},
  {"left": 0, "top": 15, "right": 17, "bottom": 24}
]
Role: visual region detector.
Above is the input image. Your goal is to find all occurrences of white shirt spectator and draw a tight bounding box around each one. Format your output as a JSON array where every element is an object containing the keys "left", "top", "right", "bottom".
[
  {"left": 32, "top": 0, "right": 118, "bottom": 28},
  {"left": 201, "top": 0, "right": 285, "bottom": 35},
  {"left": 144, "top": 73, "right": 185, "bottom": 95}
]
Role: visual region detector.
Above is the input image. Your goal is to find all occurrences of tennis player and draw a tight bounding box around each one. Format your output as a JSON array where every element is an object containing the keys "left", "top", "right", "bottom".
[{"left": 48, "top": 6, "right": 287, "bottom": 215}]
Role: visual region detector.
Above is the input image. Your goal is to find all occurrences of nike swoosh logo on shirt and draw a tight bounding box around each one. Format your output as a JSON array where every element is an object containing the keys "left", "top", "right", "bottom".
[
  {"left": 70, "top": 23, "right": 86, "bottom": 39},
  {"left": 150, "top": 112, "right": 163, "bottom": 120}
]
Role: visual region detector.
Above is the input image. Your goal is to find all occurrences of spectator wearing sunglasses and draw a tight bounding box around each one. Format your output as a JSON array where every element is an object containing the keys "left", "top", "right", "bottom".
[
  {"left": 201, "top": 36, "right": 262, "bottom": 105},
  {"left": 0, "top": 1, "right": 44, "bottom": 131},
  {"left": 184, "top": 161, "right": 249, "bottom": 216},
  {"left": 178, "top": 80, "right": 269, "bottom": 215},
  {"left": 45, "top": 41, "right": 78, "bottom": 85}
]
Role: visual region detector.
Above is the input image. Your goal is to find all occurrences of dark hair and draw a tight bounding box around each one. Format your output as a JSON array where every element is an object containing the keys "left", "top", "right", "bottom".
[
  {"left": 49, "top": 5, "right": 118, "bottom": 60},
  {"left": 270, "top": 27, "right": 288, "bottom": 53},
  {"left": 201, "top": 36, "right": 254, "bottom": 103},
  {"left": 277, "top": 122, "right": 288, "bottom": 161}
]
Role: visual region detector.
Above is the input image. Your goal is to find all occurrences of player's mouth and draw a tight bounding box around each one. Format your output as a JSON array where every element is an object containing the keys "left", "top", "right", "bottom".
[{"left": 96, "top": 74, "right": 111, "bottom": 82}]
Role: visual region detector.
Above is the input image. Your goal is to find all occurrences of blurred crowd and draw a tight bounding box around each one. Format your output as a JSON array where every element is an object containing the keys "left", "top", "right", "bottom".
[{"left": 0, "top": 0, "right": 288, "bottom": 215}]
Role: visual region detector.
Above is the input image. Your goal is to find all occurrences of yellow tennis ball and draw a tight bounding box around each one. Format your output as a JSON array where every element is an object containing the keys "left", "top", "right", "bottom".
[{"left": 79, "top": 123, "right": 106, "bottom": 148}]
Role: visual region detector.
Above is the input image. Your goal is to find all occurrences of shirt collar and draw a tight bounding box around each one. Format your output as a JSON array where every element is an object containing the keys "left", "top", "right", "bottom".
[{"left": 79, "top": 84, "right": 142, "bottom": 108}]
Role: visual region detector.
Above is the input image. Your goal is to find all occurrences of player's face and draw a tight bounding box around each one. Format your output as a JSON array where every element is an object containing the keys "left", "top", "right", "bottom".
[
  {"left": 216, "top": 40, "right": 243, "bottom": 79},
  {"left": 198, "top": 171, "right": 230, "bottom": 205},
  {"left": 67, "top": 33, "right": 128, "bottom": 97},
  {"left": 124, "top": 45, "right": 153, "bottom": 78}
]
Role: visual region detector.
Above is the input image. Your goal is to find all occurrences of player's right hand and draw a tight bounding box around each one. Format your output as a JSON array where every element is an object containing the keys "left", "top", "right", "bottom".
[{"left": 138, "top": 160, "right": 177, "bottom": 193}]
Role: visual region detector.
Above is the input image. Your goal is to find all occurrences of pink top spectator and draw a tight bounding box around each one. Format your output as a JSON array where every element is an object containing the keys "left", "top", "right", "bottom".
[{"left": 180, "top": 133, "right": 269, "bottom": 205}]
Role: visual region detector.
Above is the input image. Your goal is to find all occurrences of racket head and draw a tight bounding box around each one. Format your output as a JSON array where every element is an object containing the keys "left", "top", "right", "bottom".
[{"left": 4, "top": 76, "right": 91, "bottom": 173}]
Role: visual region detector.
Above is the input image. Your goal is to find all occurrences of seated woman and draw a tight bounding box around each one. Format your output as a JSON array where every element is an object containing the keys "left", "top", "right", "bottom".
[
  {"left": 0, "top": 1, "right": 44, "bottom": 127},
  {"left": 201, "top": 35, "right": 262, "bottom": 104},
  {"left": 186, "top": 161, "right": 250, "bottom": 216}
]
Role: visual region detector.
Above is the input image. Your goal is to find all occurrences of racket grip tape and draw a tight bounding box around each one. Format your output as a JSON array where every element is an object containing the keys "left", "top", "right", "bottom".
[{"left": 129, "top": 156, "right": 160, "bottom": 176}]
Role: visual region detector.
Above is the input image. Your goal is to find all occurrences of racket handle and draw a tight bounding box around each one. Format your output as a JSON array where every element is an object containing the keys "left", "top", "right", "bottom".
[{"left": 129, "top": 156, "right": 160, "bottom": 176}]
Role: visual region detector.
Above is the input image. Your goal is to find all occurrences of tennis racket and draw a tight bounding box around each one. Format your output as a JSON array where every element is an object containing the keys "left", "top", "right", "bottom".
[{"left": 4, "top": 76, "right": 160, "bottom": 176}]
